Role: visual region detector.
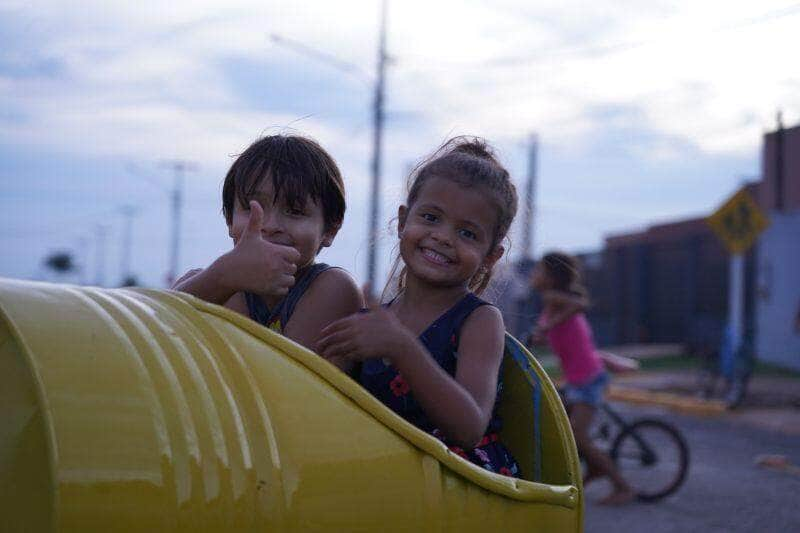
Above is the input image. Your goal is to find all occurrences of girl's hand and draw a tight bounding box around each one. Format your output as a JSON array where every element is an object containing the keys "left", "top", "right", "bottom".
[
  {"left": 218, "top": 201, "right": 301, "bottom": 296},
  {"left": 316, "top": 305, "right": 413, "bottom": 362}
]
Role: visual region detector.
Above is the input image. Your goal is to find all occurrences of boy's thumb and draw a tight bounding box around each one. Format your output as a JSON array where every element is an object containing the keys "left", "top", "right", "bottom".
[{"left": 245, "top": 201, "right": 263, "bottom": 237}]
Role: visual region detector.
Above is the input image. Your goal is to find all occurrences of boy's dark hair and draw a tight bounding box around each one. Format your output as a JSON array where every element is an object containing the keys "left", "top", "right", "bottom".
[
  {"left": 222, "top": 135, "right": 345, "bottom": 231},
  {"left": 541, "top": 251, "right": 586, "bottom": 296},
  {"left": 394, "top": 136, "right": 518, "bottom": 295}
]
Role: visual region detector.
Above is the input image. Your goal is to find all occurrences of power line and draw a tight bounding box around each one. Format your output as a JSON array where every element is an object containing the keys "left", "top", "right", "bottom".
[
  {"left": 269, "top": 33, "right": 373, "bottom": 86},
  {"left": 269, "top": 1, "right": 390, "bottom": 296},
  {"left": 481, "top": 3, "right": 800, "bottom": 68},
  {"left": 393, "top": 3, "right": 800, "bottom": 72},
  {"left": 0, "top": 205, "right": 125, "bottom": 239}
]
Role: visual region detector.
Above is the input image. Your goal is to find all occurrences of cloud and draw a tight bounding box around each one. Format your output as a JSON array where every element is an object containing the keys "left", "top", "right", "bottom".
[{"left": 1, "top": 0, "right": 798, "bottom": 286}]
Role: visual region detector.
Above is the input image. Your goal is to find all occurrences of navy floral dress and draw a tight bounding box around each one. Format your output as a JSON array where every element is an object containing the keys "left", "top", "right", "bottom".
[{"left": 359, "top": 293, "right": 521, "bottom": 477}]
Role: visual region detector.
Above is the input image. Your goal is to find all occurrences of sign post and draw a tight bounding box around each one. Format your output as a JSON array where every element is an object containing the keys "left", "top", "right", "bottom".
[
  {"left": 727, "top": 254, "right": 744, "bottom": 356},
  {"left": 707, "top": 187, "right": 769, "bottom": 404}
]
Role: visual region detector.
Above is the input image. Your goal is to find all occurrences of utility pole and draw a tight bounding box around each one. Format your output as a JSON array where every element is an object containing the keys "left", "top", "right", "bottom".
[
  {"left": 161, "top": 160, "right": 197, "bottom": 286},
  {"left": 520, "top": 134, "right": 538, "bottom": 261},
  {"left": 366, "top": 0, "right": 388, "bottom": 296},
  {"left": 775, "top": 110, "right": 784, "bottom": 211},
  {"left": 268, "top": 3, "right": 390, "bottom": 295},
  {"left": 119, "top": 205, "right": 138, "bottom": 285},
  {"left": 77, "top": 236, "right": 89, "bottom": 285},
  {"left": 94, "top": 224, "right": 108, "bottom": 287}
]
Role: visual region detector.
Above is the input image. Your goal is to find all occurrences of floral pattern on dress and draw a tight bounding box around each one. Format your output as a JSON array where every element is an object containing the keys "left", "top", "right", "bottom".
[
  {"left": 359, "top": 293, "right": 521, "bottom": 478},
  {"left": 389, "top": 374, "right": 410, "bottom": 397},
  {"left": 431, "top": 429, "right": 520, "bottom": 477}
]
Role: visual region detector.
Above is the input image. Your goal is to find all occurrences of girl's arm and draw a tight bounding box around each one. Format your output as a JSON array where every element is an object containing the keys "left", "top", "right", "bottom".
[
  {"left": 539, "top": 289, "right": 589, "bottom": 331},
  {"left": 395, "top": 305, "right": 504, "bottom": 448},
  {"left": 317, "top": 305, "right": 505, "bottom": 448}
]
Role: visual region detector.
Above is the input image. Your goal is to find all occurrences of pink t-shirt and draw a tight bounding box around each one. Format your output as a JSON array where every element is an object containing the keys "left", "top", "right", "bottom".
[{"left": 542, "top": 312, "right": 604, "bottom": 386}]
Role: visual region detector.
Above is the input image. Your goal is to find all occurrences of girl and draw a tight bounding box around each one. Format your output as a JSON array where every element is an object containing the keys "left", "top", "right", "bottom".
[
  {"left": 317, "top": 137, "right": 520, "bottom": 476},
  {"left": 530, "top": 251, "right": 634, "bottom": 505}
]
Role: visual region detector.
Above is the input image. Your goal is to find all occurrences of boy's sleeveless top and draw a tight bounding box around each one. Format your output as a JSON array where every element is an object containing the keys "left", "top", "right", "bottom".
[
  {"left": 541, "top": 311, "right": 604, "bottom": 386},
  {"left": 359, "top": 292, "right": 521, "bottom": 477},
  {"left": 244, "top": 263, "right": 332, "bottom": 333}
]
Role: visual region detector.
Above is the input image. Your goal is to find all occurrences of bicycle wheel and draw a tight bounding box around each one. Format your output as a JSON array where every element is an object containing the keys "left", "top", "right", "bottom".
[{"left": 610, "top": 419, "right": 689, "bottom": 502}]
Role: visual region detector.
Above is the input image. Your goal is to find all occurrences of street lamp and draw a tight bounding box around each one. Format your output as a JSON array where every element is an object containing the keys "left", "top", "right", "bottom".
[{"left": 269, "top": 0, "right": 389, "bottom": 297}]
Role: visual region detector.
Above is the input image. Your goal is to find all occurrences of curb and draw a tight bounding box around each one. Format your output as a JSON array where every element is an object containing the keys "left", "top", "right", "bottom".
[{"left": 607, "top": 385, "right": 727, "bottom": 416}]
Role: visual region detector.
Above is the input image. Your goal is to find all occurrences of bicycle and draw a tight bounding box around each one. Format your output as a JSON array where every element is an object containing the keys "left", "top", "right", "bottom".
[{"left": 588, "top": 400, "right": 690, "bottom": 502}]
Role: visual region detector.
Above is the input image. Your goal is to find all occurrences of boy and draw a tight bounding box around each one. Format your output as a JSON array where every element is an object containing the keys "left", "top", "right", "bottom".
[{"left": 174, "top": 135, "right": 362, "bottom": 361}]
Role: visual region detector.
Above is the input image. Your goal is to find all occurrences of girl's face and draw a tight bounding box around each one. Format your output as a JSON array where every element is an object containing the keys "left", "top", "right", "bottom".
[
  {"left": 228, "top": 180, "right": 337, "bottom": 269},
  {"left": 398, "top": 176, "right": 503, "bottom": 289}
]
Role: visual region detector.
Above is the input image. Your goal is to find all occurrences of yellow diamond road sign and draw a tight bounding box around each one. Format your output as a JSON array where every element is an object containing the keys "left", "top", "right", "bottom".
[{"left": 707, "top": 188, "right": 769, "bottom": 254}]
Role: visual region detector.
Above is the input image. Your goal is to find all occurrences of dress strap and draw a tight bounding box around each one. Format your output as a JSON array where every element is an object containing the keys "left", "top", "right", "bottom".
[
  {"left": 447, "top": 293, "right": 492, "bottom": 350},
  {"left": 416, "top": 292, "right": 492, "bottom": 369}
]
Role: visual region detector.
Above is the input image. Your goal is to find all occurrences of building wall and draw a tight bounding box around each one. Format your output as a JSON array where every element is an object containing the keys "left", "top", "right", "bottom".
[
  {"left": 495, "top": 123, "right": 797, "bottom": 356},
  {"left": 756, "top": 210, "right": 800, "bottom": 370},
  {"left": 761, "top": 124, "right": 800, "bottom": 211},
  {"left": 591, "top": 219, "right": 731, "bottom": 349}
]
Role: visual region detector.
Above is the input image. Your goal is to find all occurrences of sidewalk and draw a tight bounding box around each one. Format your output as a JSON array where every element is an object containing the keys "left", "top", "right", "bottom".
[{"left": 608, "top": 369, "right": 800, "bottom": 435}]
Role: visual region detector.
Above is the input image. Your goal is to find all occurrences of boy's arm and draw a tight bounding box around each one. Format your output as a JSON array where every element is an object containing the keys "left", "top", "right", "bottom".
[
  {"left": 283, "top": 268, "right": 364, "bottom": 373},
  {"left": 539, "top": 289, "right": 589, "bottom": 331},
  {"left": 172, "top": 201, "right": 300, "bottom": 304},
  {"left": 171, "top": 256, "right": 239, "bottom": 305}
]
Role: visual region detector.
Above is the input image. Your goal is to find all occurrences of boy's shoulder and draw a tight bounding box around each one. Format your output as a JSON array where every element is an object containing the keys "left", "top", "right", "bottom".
[
  {"left": 291, "top": 266, "right": 362, "bottom": 320},
  {"left": 283, "top": 266, "right": 363, "bottom": 347},
  {"left": 309, "top": 266, "right": 360, "bottom": 293}
]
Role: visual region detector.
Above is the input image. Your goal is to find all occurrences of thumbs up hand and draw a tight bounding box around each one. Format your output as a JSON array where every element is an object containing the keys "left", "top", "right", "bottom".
[{"left": 219, "top": 201, "right": 302, "bottom": 296}]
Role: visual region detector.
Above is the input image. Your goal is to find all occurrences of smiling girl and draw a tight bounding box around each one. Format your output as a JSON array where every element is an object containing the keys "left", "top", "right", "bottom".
[{"left": 317, "top": 137, "right": 520, "bottom": 476}]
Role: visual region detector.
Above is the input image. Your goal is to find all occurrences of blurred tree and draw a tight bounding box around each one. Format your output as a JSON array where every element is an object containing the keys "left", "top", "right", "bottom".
[
  {"left": 43, "top": 251, "right": 76, "bottom": 273},
  {"left": 120, "top": 275, "right": 139, "bottom": 287}
]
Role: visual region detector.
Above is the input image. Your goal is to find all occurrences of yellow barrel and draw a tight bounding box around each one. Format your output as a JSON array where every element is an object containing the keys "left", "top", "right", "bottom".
[{"left": 0, "top": 279, "right": 582, "bottom": 532}]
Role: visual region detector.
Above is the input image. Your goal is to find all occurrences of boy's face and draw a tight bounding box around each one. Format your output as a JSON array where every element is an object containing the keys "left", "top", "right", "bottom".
[{"left": 228, "top": 179, "right": 337, "bottom": 270}]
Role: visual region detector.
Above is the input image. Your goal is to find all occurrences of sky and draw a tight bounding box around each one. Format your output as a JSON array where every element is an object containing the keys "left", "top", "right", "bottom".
[{"left": 1, "top": 0, "right": 798, "bottom": 288}]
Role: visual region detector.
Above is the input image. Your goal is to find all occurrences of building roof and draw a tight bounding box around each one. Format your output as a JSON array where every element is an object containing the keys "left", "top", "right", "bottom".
[{"left": 605, "top": 182, "right": 762, "bottom": 248}]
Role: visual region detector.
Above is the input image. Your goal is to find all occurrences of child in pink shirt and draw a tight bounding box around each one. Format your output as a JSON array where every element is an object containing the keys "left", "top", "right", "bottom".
[{"left": 531, "top": 251, "right": 633, "bottom": 505}]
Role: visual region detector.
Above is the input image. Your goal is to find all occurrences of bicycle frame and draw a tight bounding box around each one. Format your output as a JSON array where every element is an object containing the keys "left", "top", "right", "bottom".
[{"left": 598, "top": 403, "right": 658, "bottom": 466}]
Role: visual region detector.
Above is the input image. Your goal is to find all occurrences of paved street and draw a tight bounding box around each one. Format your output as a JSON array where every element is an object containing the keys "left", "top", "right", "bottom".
[{"left": 583, "top": 404, "right": 800, "bottom": 532}]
